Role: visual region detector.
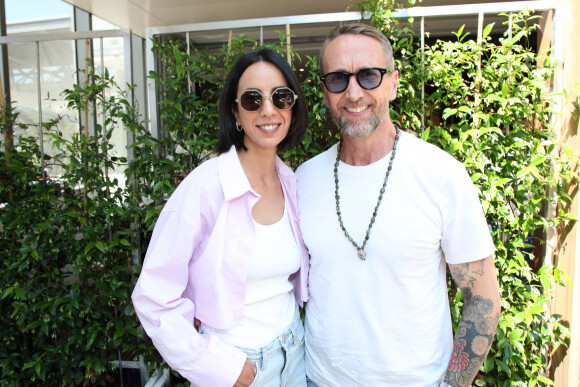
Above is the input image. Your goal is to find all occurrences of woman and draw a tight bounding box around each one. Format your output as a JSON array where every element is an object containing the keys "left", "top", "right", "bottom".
[{"left": 132, "top": 48, "right": 310, "bottom": 386}]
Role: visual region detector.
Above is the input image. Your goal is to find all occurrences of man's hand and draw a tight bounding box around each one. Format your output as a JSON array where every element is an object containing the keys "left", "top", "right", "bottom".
[
  {"left": 444, "top": 256, "right": 501, "bottom": 387},
  {"left": 233, "top": 359, "right": 257, "bottom": 387}
]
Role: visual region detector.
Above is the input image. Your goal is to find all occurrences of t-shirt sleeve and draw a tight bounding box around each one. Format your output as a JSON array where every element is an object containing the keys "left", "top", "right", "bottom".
[{"left": 440, "top": 161, "right": 496, "bottom": 264}]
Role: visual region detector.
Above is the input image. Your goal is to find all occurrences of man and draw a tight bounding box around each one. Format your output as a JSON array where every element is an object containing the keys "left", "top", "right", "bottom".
[{"left": 296, "top": 22, "right": 501, "bottom": 386}]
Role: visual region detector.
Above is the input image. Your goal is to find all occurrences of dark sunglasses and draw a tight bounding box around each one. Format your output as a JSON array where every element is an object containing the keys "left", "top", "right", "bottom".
[
  {"left": 235, "top": 87, "right": 298, "bottom": 112},
  {"left": 320, "top": 67, "right": 394, "bottom": 93}
]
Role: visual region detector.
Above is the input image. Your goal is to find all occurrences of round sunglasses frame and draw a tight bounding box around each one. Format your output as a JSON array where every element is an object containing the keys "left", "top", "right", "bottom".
[
  {"left": 320, "top": 67, "right": 394, "bottom": 93},
  {"left": 235, "top": 86, "right": 298, "bottom": 112}
]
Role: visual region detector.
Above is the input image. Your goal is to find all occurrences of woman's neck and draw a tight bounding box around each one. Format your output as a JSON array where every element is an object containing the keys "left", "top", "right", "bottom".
[{"left": 237, "top": 147, "right": 278, "bottom": 186}]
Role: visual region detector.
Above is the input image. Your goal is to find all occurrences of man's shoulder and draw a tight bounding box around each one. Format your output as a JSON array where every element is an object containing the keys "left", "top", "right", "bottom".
[
  {"left": 296, "top": 145, "right": 336, "bottom": 178},
  {"left": 400, "top": 130, "right": 465, "bottom": 169}
]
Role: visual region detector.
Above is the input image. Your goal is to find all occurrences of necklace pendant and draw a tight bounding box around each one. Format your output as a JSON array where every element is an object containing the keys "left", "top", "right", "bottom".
[{"left": 335, "top": 127, "right": 400, "bottom": 263}]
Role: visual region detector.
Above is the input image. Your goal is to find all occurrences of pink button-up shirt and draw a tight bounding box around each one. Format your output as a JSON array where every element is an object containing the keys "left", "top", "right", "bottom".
[{"left": 132, "top": 146, "right": 309, "bottom": 386}]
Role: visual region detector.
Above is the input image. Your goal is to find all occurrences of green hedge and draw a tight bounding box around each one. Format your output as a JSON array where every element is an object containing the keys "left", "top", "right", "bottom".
[{"left": 0, "top": 3, "right": 577, "bottom": 386}]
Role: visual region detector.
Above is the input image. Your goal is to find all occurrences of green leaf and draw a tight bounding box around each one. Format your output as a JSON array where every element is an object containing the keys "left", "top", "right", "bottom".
[
  {"left": 1, "top": 285, "right": 15, "bottom": 299},
  {"left": 537, "top": 375, "right": 556, "bottom": 385},
  {"left": 512, "top": 141, "right": 528, "bottom": 148},
  {"left": 511, "top": 30, "right": 526, "bottom": 45},
  {"left": 530, "top": 155, "right": 546, "bottom": 167},
  {"left": 35, "top": 363, "right": 43, "bottom": 380},
  {"left": 540, "top": 275, "right": 552, "bottom": 293},
  {"left": 484, "top": 357, "right": 494, "bottom": 373},
  {"left": 496, "top": 359, "right": 511, "bottom": 376},
  {"left": 502, "top": 82, "right": 509, "bottom": 99},
  {"left": 528, "top": 305, "right": 545, "bottom": 315},
  {"left": 471, "top": 173, "right": 482, "bottom": 183},
  {"left": 23, "top": 361, "right": 35, "bottom": 370},
  {"left": 482, "top": 22, "right": 495, "bottom": 38},
  {"left": 95, "top": 241, "right": 106, "bottom": 252},
  {"left": 442, "top": 108, "right": 457, "bottom": 120},
  {"left": 85, "top": 329, "right": 99, "bottom": 351},
  {"left": 114, "top": 327, "right": 125, "bottom": 340},
  {"left": 455, "top": 25, "right": 465, "bottom": 40},
  {"left": 509, "top": 328, "right": 523, "bottom": 342},
  {"left": 493, "top": 178, "right": 511, "bottom": 186}
]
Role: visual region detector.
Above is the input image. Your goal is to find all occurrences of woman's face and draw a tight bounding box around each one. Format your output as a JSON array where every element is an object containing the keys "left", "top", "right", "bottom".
[{"left": 233, "top": 61, "right": 293, "bottom": 153}]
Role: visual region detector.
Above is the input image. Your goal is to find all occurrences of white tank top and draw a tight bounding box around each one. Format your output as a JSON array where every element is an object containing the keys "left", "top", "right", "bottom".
[{"left": 201, "top": 202, "right": 299, "bottom": 348}]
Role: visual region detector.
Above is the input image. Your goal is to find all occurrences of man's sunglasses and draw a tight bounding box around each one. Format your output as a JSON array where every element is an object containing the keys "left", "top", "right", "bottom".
[
  {"left": 320, "top": 67, "right": 394, "bottom": 93},
  {"left": 235, "top": 87, "right": 298, "bottom": 112}
]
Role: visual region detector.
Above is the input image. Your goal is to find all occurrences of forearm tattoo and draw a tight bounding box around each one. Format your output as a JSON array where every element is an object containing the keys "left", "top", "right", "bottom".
[{"left": 445, "top": 263, "right": 500, "bottom": 387}]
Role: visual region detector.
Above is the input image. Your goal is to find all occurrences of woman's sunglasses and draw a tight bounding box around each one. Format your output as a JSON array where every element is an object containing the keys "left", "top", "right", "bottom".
[
  {"left": 235, "top": 87, "right": 298, "bottom": 112},
  {"left": 320, "top": 67, "right": 394, "bottom": 93}
]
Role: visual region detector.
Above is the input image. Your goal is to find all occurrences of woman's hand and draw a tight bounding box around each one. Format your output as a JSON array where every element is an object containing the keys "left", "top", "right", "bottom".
[
  {"left": 233, "top": 359, "right": 257, "bottom": 387},
  {"left": 196, "top": 320, "right": 255, "bottom": 386}
]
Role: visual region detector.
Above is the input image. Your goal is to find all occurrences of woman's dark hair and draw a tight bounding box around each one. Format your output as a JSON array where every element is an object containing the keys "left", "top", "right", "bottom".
[{"left": 215, "top": 48, "right": 308, "bottom": 154}]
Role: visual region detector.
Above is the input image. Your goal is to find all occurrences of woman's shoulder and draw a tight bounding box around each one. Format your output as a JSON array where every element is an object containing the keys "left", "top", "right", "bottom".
[
  {"left": 164, "top": 156, "right": 223, "bottom": 211},
  {"left": 182, "top": 155, "right": 221, "bottom": 188}
]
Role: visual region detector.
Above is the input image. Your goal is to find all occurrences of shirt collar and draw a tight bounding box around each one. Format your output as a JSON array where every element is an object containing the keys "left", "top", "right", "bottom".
[
  {"left": 217, "top": 145, "right": 297, "bottom": 201},
  {"left": 275, "top": 155, "right": 297, "bottom": 198},
  {"left": 217, "top": 146, "right": 253, "bottom": 201}
]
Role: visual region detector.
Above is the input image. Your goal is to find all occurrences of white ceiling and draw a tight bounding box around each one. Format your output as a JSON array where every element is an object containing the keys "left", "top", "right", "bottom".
[{"left": 62, "top": 0, "right": 516, "bottom": 38}]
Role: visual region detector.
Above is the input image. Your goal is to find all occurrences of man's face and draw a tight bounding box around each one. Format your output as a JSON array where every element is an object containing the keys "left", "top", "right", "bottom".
[{"left": 321, "top": 34, "right": 398, "bottom": 138}]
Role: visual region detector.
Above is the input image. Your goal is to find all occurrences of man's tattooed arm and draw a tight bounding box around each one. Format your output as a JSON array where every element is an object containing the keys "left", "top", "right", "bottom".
[{"left": 444, "top": 256, "right": 501, "bottom": 387}]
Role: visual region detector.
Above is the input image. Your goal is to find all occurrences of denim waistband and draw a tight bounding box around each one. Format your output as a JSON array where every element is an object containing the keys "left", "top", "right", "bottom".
[{"left": 240, "top": 307, "right": 302, "bottom": 370}]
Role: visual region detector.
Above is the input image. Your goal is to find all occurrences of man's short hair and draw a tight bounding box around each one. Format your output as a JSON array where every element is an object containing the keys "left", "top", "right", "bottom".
[{"left": 319, "top": 22, "right": 395, "bottom": 74}]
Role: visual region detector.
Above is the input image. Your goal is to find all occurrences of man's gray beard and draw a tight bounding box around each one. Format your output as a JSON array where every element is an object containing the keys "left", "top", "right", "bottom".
[{"left": 335, "top": 112, "right": 381, "bottom": 138}]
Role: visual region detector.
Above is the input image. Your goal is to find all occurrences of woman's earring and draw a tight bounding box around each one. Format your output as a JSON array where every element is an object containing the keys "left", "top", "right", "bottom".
[{"left": 236, "top": 122, "right": 243, "bottom": 132}]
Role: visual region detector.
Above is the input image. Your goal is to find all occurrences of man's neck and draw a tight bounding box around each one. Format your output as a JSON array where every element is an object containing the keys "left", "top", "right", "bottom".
[{"left": 339, "top": 121, "right": 398, "bottom": 166}]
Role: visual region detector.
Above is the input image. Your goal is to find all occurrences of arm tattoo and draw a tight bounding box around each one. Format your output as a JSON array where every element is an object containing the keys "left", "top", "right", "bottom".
[
  {"left": 450, "top": 261, "right": 484, "bottom": 287},
  {"left": 445, "top": 263, "right": 500, "bottom": 387}
]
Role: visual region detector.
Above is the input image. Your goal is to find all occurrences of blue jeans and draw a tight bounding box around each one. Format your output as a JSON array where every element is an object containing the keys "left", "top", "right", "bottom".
[
  {"left": 306, "top": 377, "right": 319, "bottom": 387},
  {"left": 241, "top": 308, "right": 306, "bottom": 387}
]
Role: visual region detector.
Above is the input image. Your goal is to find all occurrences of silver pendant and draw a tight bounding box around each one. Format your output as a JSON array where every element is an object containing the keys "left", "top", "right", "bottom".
[{"left": 357, "top": 249, "right": 366, "bottom": 260}]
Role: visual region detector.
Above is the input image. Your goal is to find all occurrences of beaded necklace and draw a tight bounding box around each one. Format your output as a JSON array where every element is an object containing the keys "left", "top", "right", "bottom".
[{"left": 333, "top": 127, "right": 400, "bottom": 260}]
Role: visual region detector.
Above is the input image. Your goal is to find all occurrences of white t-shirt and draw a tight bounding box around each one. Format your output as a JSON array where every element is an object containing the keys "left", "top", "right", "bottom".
[
  {"left": 296, "top": 130, "right": 495, "bottom": 386},
  {"left": 201, "top": 203, "right": 300, "bottom": 348}
]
